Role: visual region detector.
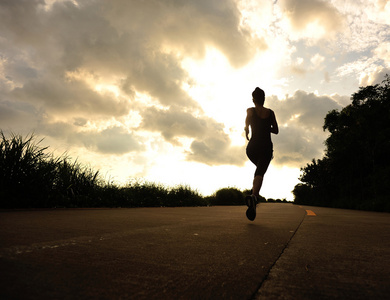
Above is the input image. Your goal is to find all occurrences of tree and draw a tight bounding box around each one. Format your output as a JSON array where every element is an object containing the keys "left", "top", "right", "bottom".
[{"left": 294, "top": 75, "right": 390, "bottom": 212}]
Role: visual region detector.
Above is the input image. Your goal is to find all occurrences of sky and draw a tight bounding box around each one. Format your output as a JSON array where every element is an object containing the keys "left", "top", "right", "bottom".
[{"left": 1, "top": 0, "right": 389, "bottom": 200}]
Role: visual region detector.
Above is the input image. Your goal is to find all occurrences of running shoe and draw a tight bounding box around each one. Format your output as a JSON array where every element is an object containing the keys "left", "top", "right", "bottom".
[
  {"left": 246, "top": 195, "right": 257, "bottom": 221},
  {"left": 245, "top": 195, "right": 252, "bottom": 207}
]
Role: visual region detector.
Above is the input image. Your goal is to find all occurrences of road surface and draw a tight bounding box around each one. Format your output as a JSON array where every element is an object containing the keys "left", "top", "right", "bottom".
[{"left": 0, "top": 203, "right": 389, "bottom": 299}]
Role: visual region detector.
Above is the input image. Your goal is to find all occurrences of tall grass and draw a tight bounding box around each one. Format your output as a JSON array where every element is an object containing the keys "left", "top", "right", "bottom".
[
  {"left": 0, "top": 131, "right": 102, "bottom": 208},
  {"left": 1, "top": 131, "right": 280, "bottom": 209},
  {"left": 0, "top": 132, "right": 208, "bottom": 208},
  {"left": 53, "top": 158, "right": 101, "bottom": 207},
  {"left": 1, "top": 132, "right": 51, "bottom": 207}
]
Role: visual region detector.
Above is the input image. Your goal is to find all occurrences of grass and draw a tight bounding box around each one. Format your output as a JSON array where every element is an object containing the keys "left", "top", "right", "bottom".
[
  {"left": 0, "top": 131, "right": 102, "bottom": 208},
  {"left": 0, "top": 131, "right": 285, "bottom": 209}
]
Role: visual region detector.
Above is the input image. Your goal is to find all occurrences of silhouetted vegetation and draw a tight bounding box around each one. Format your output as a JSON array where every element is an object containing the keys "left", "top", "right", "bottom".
[
  {"left": 2, "top": 131, "right": 288, "bottom": 208},
  {"left": 293, "top": 75, "right": 390, "bottom": 212},
  {"left": 208, "top": 187, "right": 244, "bottom": 206},
  {"left": 0, "top": 131, "right": 207, "bottom": 208}
]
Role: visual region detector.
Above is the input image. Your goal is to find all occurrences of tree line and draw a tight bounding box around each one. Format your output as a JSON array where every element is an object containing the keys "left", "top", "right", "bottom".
[{"left": 293, "top": 75, "right": 390, "bottom": 212}]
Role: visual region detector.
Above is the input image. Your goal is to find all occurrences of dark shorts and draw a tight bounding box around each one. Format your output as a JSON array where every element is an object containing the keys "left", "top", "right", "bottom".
[{"left": 246, "top": 141, "right": 273, "bottom": 177}]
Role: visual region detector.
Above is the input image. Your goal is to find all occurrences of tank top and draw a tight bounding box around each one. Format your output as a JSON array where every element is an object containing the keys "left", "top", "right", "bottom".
[{"left": 249, "top": 107, "right": 273, "bottom": 147}]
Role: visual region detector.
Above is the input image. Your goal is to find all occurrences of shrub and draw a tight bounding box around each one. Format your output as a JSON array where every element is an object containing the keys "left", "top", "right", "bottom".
[
  {"left": 123, "top": 182, "right": 207, "bottom": 207},
  {"left": 166, "top": 185, "right": 207, "bottom": 207},
  {"left": 209, "top": 187, "right": 244, "bottom": 206}
]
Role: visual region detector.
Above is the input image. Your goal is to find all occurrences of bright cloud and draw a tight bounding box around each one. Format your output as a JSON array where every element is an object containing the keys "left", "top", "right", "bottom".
[{"left": 278, "top": 0, "right": 345, "bottom": 41}]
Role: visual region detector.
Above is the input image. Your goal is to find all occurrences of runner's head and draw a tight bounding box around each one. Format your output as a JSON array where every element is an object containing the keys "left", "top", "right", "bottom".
[{"left": 252, "top": 87, "right": 265, "bottom": 106}]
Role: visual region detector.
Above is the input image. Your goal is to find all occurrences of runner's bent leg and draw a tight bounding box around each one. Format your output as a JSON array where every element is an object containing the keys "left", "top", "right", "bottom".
[{"left": 252, "top": 175, "right": 263, "bottom": 198}]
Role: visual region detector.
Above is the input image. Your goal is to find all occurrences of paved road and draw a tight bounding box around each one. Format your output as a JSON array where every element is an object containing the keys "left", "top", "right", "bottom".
[{"left": 0, "top": 204, "right": 389, "bottom": 299}]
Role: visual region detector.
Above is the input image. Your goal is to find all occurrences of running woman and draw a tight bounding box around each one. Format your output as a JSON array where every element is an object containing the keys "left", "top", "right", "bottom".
[{"left": 244, "top": 87, "right": 279, "bottom": 221}]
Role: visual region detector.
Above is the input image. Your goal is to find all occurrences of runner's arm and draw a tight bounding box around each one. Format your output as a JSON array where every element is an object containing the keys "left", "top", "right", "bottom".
[
  {"left": 245, "top": 108, "right": 253, "bottom": 141},
  {"left": 270, "top": 110, "right": 279, "bottom": 134}
]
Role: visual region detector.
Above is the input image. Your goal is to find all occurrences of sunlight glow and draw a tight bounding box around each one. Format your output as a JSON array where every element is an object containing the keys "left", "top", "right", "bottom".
[
  {"left": 94, "top": 84, "right": 120, "bottom": 97},
  {"left": 61, "top": 41, "right": 306, "bottom": 200},
  {"left": 178, "top": 46, "right": 301, "bottom": 199},
  {"left": 289, "top": 114, "right": 301, "bottom": 121}
]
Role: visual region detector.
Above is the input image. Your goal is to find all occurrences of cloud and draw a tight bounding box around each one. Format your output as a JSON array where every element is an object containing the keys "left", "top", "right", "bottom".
[
  {"left": 268, "top": 91, "right": 342, "bottom": 166},
  {"left": 137, "top": 89, "right": 344, "bottom": 168},
  {"left": 310, "top": 53, "right": 325, "bottom": 70},
  {"left": 333, "top": 0, "right": 389, "bottom": 53},
  {"left": 86, "top": 126, "right": 144, "bottom": 154},
  {"left": 274, "top": 125, "right": 327, "bottom": 166},
  {"left": 332, "top": 14, "right": 389, "bottom": 85},
  {"left": 40, "top": 122, "right": 144, "bottom": 155},
  {"left": 0, "top": 0, "right": 259, "bottom": 92},
  {"left": 104, "top": 0, "right": 264, "bottom": 68},
  {"left": 374, "top": 42, "right": 390, "bottom": 66},
  {"left": 0, "top": 0, "right": 263, "bottom": 161},
  {"left": 187, "top": 137, "right": 245, "bottom": 166},
  {"left": 279, "top": 0, "right": 345, "bottom": 40},
  {"left": 360, "top": 66, "right": 390, "bottom": 86},
  {"left": 290, "top": 57, "right": 306, "bottom": 75},
  {"left": 366, "top": 0, "right": 390, "bottom": 25},
  {"left": 335, "top": 56, "right": 379, "bottom": 79},
  {"left": 140, "top": 105, "right": 246, "bottom": 166},
  {"left": 0, "top": 100, "right": 40, "bottom": 134},
  {"left": 141, "top": 106, "right": 211, "bottom": 142},
  {"left": 139, "top": 90, "right": 343, "bottom": 168},
  {"left": 271, "top": 91, "right": 342, "bottom": 129},
  {"left": 10, "top": 77, "right": 131, "bottom": 117}
]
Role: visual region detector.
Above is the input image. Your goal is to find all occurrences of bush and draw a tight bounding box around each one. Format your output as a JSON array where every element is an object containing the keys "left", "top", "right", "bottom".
[
  {"left": 209, "top": 187, "right": 244, "bottom": 206},
  {"left": 166, "top": 185, "right": 208, "bottom": 207},
  {"left": 123, "top": 181, "right": 207, "bottom": 207}
]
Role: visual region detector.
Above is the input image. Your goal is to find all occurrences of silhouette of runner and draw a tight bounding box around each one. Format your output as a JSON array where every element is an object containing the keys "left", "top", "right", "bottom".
[{"left": 244, "top": 87, "right": 279, "bottom": 220}]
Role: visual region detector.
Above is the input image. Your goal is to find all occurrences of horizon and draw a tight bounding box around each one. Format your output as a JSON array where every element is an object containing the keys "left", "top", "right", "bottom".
[{"left": 1, "top": 0, "right": 389, "bottom": 200}]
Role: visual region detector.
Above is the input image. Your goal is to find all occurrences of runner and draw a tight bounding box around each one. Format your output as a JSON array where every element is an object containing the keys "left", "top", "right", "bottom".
[{"left": 244, "top": 87, "right": 279, "bottom": 221}]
